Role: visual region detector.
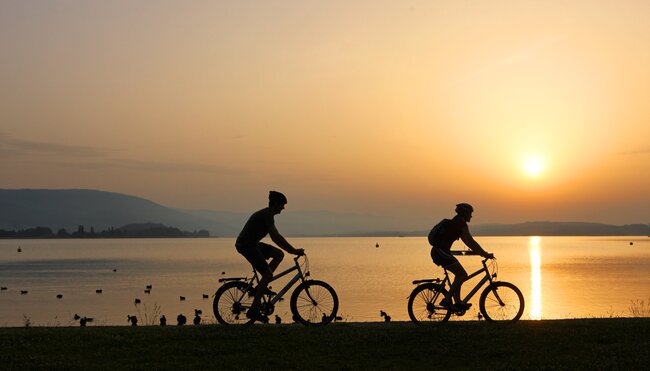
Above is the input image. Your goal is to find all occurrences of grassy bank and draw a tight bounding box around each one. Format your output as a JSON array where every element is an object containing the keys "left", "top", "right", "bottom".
[{"left": 1, "top": 319, "right": 649, "bottom": 370}]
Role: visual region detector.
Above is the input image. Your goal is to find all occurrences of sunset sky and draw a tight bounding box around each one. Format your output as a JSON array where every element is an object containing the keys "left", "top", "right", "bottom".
[{"left": 1, "top": 1, "right": 649, "bottom": 226}]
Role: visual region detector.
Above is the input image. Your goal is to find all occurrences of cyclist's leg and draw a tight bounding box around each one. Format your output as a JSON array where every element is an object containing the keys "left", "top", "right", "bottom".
[
  {"left": 258, "top": 242, "right": 284, "bottom": 274},
  {"left": 431, "top": 248, "right": 465, "bottom": 306},
  {"left": 445, "top": 261, "right": 468, "bottom": 305},
  {"left": 236, "top": 243, "right": 273, "bottom": 311}
]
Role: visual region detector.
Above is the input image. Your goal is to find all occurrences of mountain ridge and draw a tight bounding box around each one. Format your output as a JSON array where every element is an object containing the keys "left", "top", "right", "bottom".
[{"left": 1, "top": 189, "right": 648, "bottom": 237}]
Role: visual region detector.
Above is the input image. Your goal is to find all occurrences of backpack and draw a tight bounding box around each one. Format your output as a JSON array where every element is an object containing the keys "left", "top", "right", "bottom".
[{"left": 427, "top": 218, "right": 452, "bottom": 246}]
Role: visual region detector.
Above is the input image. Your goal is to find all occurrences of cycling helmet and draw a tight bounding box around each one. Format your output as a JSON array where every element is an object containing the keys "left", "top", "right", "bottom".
[
  {"left": 269, "top": 191, "right": 288, "bottom": 205},
  {"left": 455, "top": 203, "right": 474, "bottom": 215}
]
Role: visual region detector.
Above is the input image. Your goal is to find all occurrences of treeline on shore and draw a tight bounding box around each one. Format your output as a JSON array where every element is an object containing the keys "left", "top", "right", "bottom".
[{"left": 0, "top": 223, "right": 210, "bottom": 239}]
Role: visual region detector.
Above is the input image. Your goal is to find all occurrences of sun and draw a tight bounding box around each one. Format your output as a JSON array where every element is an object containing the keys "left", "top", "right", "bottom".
[{"left": 523, "top": 156, "right": 544, "bottom": 177}]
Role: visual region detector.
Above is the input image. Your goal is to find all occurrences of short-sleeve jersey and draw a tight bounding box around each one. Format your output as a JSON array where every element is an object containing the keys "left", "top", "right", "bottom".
[
  {"left": 236, "top": 208, "right": 275, "bottom": 246},
  {"left": 438, "top": 214, "right": 467, "bottom": 251}
]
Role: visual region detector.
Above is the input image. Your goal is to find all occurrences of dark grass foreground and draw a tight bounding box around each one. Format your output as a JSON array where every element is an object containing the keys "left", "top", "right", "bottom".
[{"left": 1, "top": 319, "right": 649, "bottom": 370}]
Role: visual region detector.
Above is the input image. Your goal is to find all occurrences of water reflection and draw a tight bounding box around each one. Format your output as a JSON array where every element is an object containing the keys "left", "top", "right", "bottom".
[{"left": 529, "top": 236, "right": 542, "bottom": 320}]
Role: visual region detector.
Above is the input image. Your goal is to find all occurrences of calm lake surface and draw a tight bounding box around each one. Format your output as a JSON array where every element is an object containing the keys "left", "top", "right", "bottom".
[{"left": 1, "top": 236, "right": 649, "bottom": 326}]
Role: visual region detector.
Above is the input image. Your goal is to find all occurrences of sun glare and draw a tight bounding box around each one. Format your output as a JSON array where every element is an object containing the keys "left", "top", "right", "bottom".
[{"left": 523, "top": 156, "right": 544, "bottom": 177}]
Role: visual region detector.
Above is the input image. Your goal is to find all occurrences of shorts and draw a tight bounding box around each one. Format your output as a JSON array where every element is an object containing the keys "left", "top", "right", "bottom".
[
  {"left": 236, "top": 241, "right": 282, "bottom": 277},
  {"left": 430, "top": 247, "right": 459, "bottom": 268}
]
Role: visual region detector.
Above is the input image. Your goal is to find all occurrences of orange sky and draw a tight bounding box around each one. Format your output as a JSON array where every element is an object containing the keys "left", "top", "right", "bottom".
[{"left": 1, "top": 1, "right": 649, "bottom": 226}]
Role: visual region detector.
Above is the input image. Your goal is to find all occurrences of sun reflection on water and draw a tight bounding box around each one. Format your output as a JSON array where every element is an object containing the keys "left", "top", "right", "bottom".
[{"left": 529, "top": 236, "right": 542, "bottom": 320}]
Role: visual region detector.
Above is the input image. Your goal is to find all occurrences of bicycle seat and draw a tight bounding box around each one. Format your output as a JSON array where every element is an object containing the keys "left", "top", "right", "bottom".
[
  {"left": 218, "top": 277, "right": 247, "bottom": 283},
  {"left": 412, "top": 278, "right": 442, "bottom": 285}
]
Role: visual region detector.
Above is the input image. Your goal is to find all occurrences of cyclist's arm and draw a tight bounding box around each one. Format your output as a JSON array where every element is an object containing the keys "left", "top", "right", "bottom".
[
  {"left": 269, "top": 226, "right": 303, "bottom": 255},
  {"left": 460, "top": 226, "right": 490, "bottom": 257}
]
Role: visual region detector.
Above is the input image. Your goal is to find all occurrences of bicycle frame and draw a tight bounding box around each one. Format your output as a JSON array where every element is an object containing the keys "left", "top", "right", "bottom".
[
  {"left": 454, "top": 258, "right": 495, "bottom": 304},
  {"left": 220, "top": 256, "right": 309, "bottom": 308},
  {"left": 431, "top": 253, "right": 496, "bottom": 306}
]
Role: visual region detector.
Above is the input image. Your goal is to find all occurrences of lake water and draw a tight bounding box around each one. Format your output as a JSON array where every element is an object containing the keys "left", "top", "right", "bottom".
[{"left": 1, "top": 236, "right": 649, "bottom": 326}]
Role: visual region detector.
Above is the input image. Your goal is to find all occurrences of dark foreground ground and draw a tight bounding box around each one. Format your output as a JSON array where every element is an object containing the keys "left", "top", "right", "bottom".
[{"left": 1, "top": 318, "right": 648, "bottom": 370}]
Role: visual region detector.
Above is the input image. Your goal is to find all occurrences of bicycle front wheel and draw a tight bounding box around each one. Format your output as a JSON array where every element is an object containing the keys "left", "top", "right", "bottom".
[
  {"left": 213, "top": 281, "right": 254, "bottom": 326},
  {"left": 407, "top": 283, "right": 451, "bottom": 323},
  {"left": 290, "top": 280, "right": 338, "bottom": 326},
  {"left": 479, "top": 281, "right": 524, "bottom": 322}
]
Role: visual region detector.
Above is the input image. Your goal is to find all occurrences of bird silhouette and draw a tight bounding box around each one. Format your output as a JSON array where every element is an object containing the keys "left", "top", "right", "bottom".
[
  {"left": 160, "top": 315, "right": 167, "bottom": 326},
  {"left": 202, "top": 294, "right": 209, "bottom": 299},
  {"left": 179, "top": 296, "right": 186, "bottom": 301},
  {"left": 134, "top": 298, "right": 141, "bottom": 304},
  {"left": 144, "top": 289, "right": 151, "bottom": 294},
  {"left": 145, "top": 284, "right": 152, "bottom": 289},
  {"left": 96, "top": 289, "right": 103, "bottom": 294},
  {"left": 20, "top": 290, "right": 28, "bottom": 295},
  {"left": 177, "top": 313, "right": 187, "bottom": 326},
  {"left": 56, "top": 294, "right": 63, "bottom": 299},
  {"left": 275, "top": 315, "right": 282, "bottom": 325},
  {"left": 193, "top": 310, "right": 201, "bottom": 326},
  {"left": 128, "top": 315, "right": 138, "bottom": 326},
  {"left": 380, "top": 310, "right": 391, "bottom": 322}
]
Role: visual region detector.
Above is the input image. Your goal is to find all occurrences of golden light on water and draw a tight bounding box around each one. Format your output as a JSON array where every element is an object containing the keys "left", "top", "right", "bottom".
[{"left": 529, "top": 236, "right": 543, "bottom": 320}]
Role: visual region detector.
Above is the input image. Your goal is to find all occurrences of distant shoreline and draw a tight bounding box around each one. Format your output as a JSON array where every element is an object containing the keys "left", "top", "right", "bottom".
[{"left": 1, "top": 234, "right": 649, "bottom": 239}]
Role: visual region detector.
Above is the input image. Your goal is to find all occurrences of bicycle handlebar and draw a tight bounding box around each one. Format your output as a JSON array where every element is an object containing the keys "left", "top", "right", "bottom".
[
  {"left": 450, "top": 250, "right": 495, "bottom": 259},
  {"left": 450, "top": 250, "right": 479, "bottom": 256}
]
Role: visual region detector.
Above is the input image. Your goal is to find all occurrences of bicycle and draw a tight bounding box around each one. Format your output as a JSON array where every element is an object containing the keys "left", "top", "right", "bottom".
[
  {"left": 408, "top": 250, "right": 524, "bottom": 323},
  {"left": 213, "top": 254, "right": 339, "bottom": 326}
]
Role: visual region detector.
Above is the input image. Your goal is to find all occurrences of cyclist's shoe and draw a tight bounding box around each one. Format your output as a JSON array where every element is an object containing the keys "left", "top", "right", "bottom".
[
  {"left": 248, "top": 286, "right": 277, "bottom": 296},
  {"left": 246, "top": 286, "right": 277, "bottom": 298},
  {"left": 440, "top": 298, "right": 454, "bottom": 310},
  {"left": 246, "top": 307, "right": 269, "bottom": 324},
  {"left": 456, "top": 302, "right": 472, "bottom": 310}
]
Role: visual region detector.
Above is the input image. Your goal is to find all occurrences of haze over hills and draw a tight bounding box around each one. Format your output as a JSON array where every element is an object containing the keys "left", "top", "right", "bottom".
[{"left": 1, "top": 189, "right": 648, "bottom": 237}]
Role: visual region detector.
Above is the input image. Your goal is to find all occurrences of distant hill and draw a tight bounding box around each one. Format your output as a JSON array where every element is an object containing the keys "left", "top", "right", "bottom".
[
  {"left": 0, "top": 189, "right": 221, "bottom": 235},
  {"left": 471, "top": 221, "right": 650, "bottom": 236},
  {"left": 1, "top": 189, "right": 648, "bottom": 237},
  {"left": 179, "top": 209, "right": 406, "bottom": 237},
  {"left": 378, "top": 222, "right": 650, "bottom": 237}
]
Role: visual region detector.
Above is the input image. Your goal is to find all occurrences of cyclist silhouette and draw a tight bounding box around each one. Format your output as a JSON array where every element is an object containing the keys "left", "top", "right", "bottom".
[
  {"left": 235, "top": 191, "right": 304, "bottom": 322},
  {"left": 429, "top": 203, "right": 492, "bottom": 311}
]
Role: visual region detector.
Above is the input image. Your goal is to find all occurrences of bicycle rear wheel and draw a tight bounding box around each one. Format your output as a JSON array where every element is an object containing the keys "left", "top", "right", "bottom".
[
  {"left": 408, "top": 283, "right": 451, "bottom": 323},
  {"left": 290, "top": 280, "right": 338, "bottom": 326},
  {"left": 479, "top": 281, "right": 524, "bottom": 322},
  {"left": 213, "top": 281, "right": 254, "bottom": 326}
]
